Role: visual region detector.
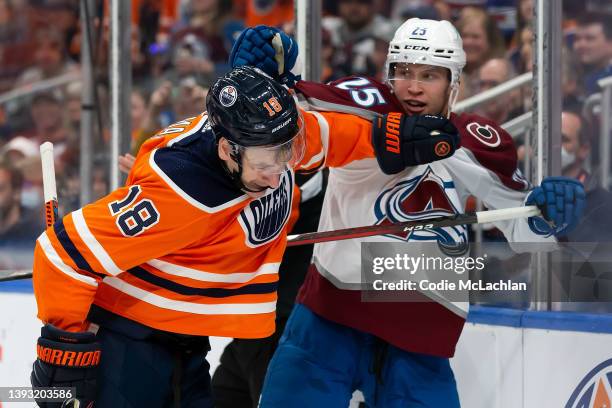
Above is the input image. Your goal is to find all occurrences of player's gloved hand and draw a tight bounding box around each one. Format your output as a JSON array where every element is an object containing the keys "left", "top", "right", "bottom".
[
  {"left": 525, "top": 176, "right": 586, "bottom": 236},
  {"left": 230, "top": 25, "right": 301, "bottom": 87},
  {"left": 371, "top": 113, "right": 460, "bottom": 174},
  {"left": 31, "top": 324, "right": 101, "bottom": 408}
]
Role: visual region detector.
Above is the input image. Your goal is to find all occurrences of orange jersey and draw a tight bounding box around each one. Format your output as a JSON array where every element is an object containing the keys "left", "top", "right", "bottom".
[
  {"left": 245, "top": 0, "right": 294, "bottom": 28},
  {"left": 32, "top": 110, "right": 374, "bottom": 338}
]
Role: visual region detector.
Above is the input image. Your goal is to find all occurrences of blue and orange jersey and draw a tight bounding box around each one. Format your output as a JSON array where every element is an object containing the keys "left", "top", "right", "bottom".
[{"left": 32, "top": 109, "right": 375, "bottom": 338}]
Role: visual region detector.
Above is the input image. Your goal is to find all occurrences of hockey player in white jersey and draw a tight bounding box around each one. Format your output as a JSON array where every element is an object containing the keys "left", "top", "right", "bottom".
[{"left": 231, "top": 20, "right": 585, "bottom": 407}]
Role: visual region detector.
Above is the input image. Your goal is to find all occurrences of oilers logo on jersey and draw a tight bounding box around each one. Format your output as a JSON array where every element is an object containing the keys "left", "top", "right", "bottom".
[
  {"left": 239, "top": 171, "right": 294, "bottom": 247},
  {"left": 373, "top": 167, "right": 468, "bottom": 245}
]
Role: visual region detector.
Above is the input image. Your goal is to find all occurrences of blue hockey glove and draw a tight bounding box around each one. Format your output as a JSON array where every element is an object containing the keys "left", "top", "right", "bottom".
[
  {"left": 525, "top": 176, "right": 586, "bottom": 236},
  {"left": 230, "top": 25, "right": 301, "bottom": 87},
  {"left": 372, "top": 113, "right": 460, "bottom": 174},
  {"left": 31, "top": 324, "right": 101, "bottom": 408}
]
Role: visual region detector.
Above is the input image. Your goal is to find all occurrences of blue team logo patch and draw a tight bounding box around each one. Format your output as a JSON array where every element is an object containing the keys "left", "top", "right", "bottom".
[
  {"left": 219, "top": 85, "right": 238, "bottom": 107},
  {"left": 239, "top": 171, "right": 293, "bottom": 247},
  {"left": 566, "top": 358, "right": 612, "bottom": 408},
  {"left": 374, "top": 167, "right": 468, "bottom": 245}
]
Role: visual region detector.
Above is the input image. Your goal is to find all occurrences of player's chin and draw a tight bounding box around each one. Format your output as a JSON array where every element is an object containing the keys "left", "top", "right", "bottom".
[
  {"left": 246, "top": 190, "right": 267, "bottom": 199},
  {"left": 243, "top": 183, "right": 269, "bottom": 198}
]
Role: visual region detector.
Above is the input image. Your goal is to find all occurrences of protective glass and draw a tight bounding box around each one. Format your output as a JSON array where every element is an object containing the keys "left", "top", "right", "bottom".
[
  {"left": 237, "top": 113, "right": 306, "bottom": 175},
  {"left": 388, "top": 63, "right": 449, "bottom": 86}
]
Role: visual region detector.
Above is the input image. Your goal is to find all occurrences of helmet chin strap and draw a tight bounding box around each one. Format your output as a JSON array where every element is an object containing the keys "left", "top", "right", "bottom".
[
  {"left": 220, "top": 147, "right": 268, "bottom": 194},
  {"left": 446, "top": 85, "right": 459, "bottom": 119}
]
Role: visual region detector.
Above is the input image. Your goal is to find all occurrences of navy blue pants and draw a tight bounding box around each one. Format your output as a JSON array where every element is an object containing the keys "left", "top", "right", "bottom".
[
  {"left": 260, "top": 304, "right": 461, "bottom": 408},
  {"left": 94, "top": 325, "right": 213, "bottom": 408}
]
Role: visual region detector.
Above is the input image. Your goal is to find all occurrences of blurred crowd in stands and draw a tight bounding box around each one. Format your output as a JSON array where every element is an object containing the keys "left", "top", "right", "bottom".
[{"left": 0, "top": 0, "right": 611, "bottom": 307}]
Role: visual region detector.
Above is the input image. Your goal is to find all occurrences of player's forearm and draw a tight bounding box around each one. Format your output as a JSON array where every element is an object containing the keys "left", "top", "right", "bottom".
[{"left": 299, "top": 110, "right": 375, "bottom": 171}]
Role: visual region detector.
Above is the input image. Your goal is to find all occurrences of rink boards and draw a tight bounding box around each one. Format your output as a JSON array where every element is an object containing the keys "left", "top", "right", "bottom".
[{"left": 0, "top": 284, "right": 611, "bottom": 407}]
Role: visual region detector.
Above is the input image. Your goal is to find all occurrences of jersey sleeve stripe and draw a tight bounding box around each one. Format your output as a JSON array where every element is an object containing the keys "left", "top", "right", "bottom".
[
  {"left": 53, "top": 218, "right": 95, "bottom": 274},
  {"left": 102, "top": 277, "right": 277, "bottom": 315},
  {"left": 37, "top": 232, "right": 98, "bottom": 287},
  {"left": 146, "top": 259, "right": 280, "bottom": 283},
  {"left": 149, "top": 149, "right": 249, "bottom": 213},
  {"left": 311, "top": 111, "right": 329, "bottom": 165},
  {"left": 127, "top": 266, "right": 278, "bottom": 297},
  {"left": 71, "top": 209, "right": 123, "bottom": 276}
]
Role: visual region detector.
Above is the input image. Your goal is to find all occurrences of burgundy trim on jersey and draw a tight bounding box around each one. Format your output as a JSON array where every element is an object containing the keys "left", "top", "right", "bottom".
[
  {"left": 452, "top": 112, "right": 528, "bottom": 191},
  {"left": 297, "top": 264, "right": 466, "bottom": 358}
]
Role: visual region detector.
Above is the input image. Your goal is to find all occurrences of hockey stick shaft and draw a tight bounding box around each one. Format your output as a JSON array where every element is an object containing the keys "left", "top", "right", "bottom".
[
  {"left": 0, "top": 206, "right": 540, "bottom": 282},
  {"left": 40, "top": 142, "right": 58, "bottom": 227},
  {"left": 286, "top": 205, "right": 541, "bottom": 247}
]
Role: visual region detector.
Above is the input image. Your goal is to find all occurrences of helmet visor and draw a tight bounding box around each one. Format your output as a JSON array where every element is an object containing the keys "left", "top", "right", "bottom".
[
  {"left": 238, "top": 113, "right": 306, "bottom": 175},
  {"left": 387, "top": 63, "right": 450, "bottom": 86}
]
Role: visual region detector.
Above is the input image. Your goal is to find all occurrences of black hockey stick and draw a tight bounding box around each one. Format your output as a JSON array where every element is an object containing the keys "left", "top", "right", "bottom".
[
  {"left": 287, "top": 205, "right": 542, "bottom": 247},
  {"left": 1, "top": 206, "right": 542, "bottom": 282}
]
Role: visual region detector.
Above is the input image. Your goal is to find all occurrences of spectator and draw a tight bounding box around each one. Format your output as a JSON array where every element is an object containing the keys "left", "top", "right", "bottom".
[
  {"left": 0, "top": 0, "right": 32, "bottom": 92},
  {"left": 1, "top": 135, "right": 38, "bottom": 164},
  {"left": 243, "top": 0, "right": 294, "bottom": 28},
  {"left": 24, "top": 93, "right": 70, "bottom": 153},
  {"left": 509, "top": 25, "right": 533, "bottom": 75},
  {"left": 0, "top": 160, "right": 45, "bottom": 269},
  {"left": 573, "top": 12, "right": 612, "bottom": 97},
  {"left": 561, "top": 110, "right": 612, "bottom": 240},
  {"left": 515, "top": 0, "right": 533, "bottom": 38},
  {"left": 474, "top": 58, "right": 516, "bottom": 124},
  {"left": 455, "top": 7, "right": 505, "bottom": 100},
  {"left": 14, "top": 25, "right": 79, "bottom": 90},
  {"left": 131, "top": 78, "right": 208, "bottom": 154},
  {"left": 323, "top": 0, "right": 394, "bottom": 78},
  {"left": 559, "top": 110, "right": 612, "bottom": 311},
  {"left": 165, "top": 0, "right": 242, "bottom": 87}
]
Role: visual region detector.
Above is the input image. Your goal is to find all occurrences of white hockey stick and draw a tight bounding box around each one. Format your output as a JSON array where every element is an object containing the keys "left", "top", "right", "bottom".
[
  {"left": 287, "top": 205, "right": 542, "bottom": 246},
  {"left": 40, "top": 141, "right": 58, "bottom": 228}
]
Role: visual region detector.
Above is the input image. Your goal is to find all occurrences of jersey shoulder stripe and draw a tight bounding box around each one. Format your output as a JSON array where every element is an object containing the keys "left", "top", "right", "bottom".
[{"left": 149, "top": 130, "right": 248, "bottom": 213}]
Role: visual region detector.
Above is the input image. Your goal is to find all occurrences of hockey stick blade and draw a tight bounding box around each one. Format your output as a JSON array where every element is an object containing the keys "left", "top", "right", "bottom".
[{"left": 287, "top": 205, "right": 541, "bottom": 247}]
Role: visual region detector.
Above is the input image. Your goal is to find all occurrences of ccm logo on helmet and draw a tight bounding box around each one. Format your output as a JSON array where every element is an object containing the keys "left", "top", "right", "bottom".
[
  {"left": 405, "top": 45, "right": 430, "bottom": 51},
  {"left": 385, "top": 112, "right": 402, "bottom": 154}
]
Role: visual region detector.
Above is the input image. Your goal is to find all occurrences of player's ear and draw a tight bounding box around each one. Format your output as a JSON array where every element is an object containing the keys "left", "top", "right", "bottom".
[{"left": 218, "top": 137, "right": 232, "bottom": 161}]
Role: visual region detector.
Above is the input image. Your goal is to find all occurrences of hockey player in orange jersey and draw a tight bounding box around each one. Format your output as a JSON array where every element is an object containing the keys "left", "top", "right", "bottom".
[{"left": 29, "top": 65, "right": 461, "bottom": 407}]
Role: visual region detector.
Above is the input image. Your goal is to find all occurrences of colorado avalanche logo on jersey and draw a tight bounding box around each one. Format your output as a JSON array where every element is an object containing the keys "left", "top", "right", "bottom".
[
  {"left": 239, "top": 171, "right": 293, "bottom": 248},
  {"left": 466, "top": 122, "right": 501, "bottom": 147},
  {"left": 374, "top": 167, "right": 468, "bottom": 244}
]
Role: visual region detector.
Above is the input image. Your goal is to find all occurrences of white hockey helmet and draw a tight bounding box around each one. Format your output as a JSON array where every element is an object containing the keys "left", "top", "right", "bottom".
[{"left": 385, "top": 18, "right": 466, "bottom": 89}]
